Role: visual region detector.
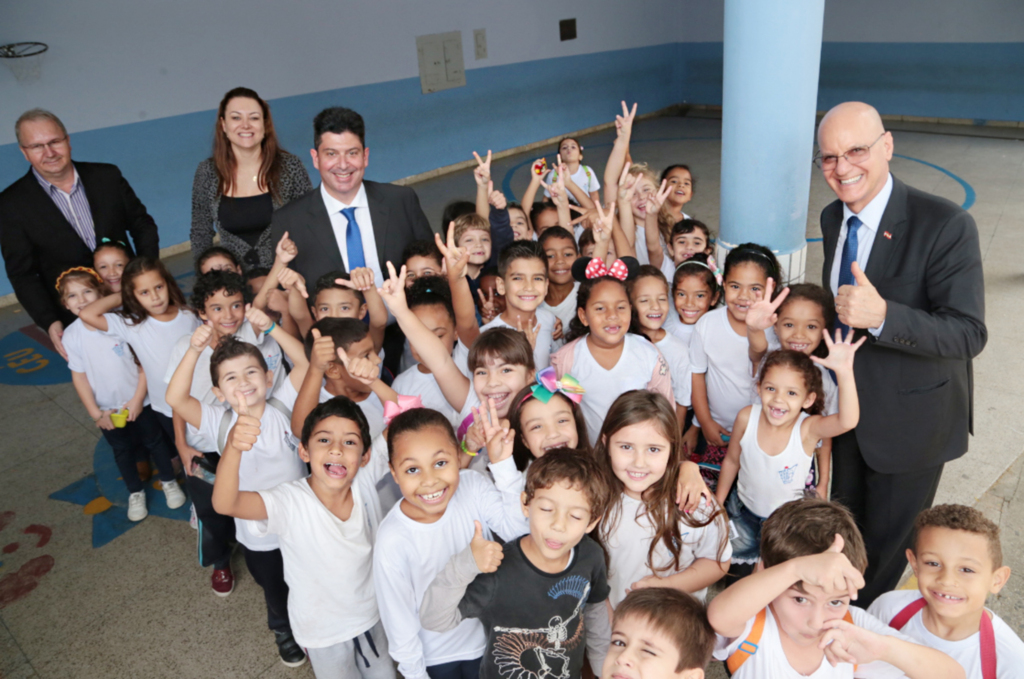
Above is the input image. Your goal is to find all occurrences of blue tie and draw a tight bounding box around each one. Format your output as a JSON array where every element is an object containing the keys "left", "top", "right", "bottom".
[
  {"left": 341, "top": 207, "right": 366, "bottom": 271},
  {"left": 836, "top": 215, "right": 861, "bottom": 335}
]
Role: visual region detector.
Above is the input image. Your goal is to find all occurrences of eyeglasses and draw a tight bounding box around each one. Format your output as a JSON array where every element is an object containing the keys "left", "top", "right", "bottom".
[
  {"left": 813, "top": 132, "right": 886, "bottom": 170},
  {"left": 21, "top": 136, "right": 67, "bottom": 154}
]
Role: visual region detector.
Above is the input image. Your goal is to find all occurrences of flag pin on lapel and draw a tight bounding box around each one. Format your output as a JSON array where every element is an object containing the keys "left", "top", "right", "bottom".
[{"left": 883, "top": 231, "right": 892, "bottom": 240}]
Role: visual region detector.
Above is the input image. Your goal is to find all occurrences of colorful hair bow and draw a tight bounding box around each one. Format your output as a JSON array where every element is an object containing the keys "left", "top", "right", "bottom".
[
  {"left": 530, "top": 366, "right": 584, "bottom": 404},
  {"left": 585, "top": 258, "right": 629, "bottom": 281},
  {"left": 383, "top": 394, "right": 423, "bottom": 427}
]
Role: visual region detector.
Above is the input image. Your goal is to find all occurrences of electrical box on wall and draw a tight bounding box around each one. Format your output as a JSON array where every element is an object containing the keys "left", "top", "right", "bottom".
[
  {"left": 416, "top": 31, "right": 466, "bottom": 94},
  {"left": 473, "top": 28, "right": 487, "bottom": 60}
]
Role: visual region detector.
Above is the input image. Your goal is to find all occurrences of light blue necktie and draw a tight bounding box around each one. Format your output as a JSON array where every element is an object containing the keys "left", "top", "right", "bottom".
[
  {"left": 341, "top": 207, "right": 366, "bottom": 271},
  {"left": 836, "top": 215, "right": 861, "bottom": 335}
]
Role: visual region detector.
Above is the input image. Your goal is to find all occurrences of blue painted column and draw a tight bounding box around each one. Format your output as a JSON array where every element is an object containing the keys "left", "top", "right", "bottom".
[{"left": 717, "top": 0, "right": 825, "bottom": 283}]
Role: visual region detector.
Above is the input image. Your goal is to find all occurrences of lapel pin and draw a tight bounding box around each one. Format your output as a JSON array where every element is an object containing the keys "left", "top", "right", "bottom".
[{"left": 883, "top": 231, "right": 892, "bottom": 240}]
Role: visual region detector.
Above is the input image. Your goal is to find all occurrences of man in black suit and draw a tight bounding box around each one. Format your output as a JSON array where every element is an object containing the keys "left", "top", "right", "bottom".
[
  {"left": 269, "top": 106, "right": 433, "bottom": 295},
  {"left": 0, "top": 109, "right": 159, "bottom": 358},
  {"left": 817, "top": 102, "right": 986, "bottom": 604}
]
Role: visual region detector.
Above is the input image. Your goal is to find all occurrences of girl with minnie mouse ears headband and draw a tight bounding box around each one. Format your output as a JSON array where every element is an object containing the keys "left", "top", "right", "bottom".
[{"left": 551, "top": 252, "right": 675, "bottom": 446}]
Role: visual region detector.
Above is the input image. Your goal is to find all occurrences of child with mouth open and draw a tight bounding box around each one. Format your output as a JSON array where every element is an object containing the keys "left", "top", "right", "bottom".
[
  {"left": 212, "top": 396, "right": 396, "bottom": 679},
  {"left": 418, "top": 447, "right": 613, "bottom": 679},
  {"left": 714, "top": 333, "right": 864, "bottom": 567},
  {"left": 372, "top": 407, "right": 529, "bottom": 679}
]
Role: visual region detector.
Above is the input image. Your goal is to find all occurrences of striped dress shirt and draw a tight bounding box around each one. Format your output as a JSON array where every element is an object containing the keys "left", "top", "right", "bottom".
[{"left": 32, "top": 165, "right": 96, "bottom": 250}]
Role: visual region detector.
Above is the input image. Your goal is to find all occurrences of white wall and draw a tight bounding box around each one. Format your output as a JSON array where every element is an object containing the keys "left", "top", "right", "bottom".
[{"left": 0, "top": 0, "right": 682, "bottom": 145}]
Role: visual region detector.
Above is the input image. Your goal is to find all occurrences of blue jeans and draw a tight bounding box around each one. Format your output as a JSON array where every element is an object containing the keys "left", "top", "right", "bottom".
[
  {"left": 725, "top": 487, "right": 766, "bottom": 565},
  {"left": 101, "top": 405, "right": 178, "bottom": 492}
]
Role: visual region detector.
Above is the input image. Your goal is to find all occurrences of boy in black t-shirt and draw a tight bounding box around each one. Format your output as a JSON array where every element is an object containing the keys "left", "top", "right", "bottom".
[{"left": 420, "top": 448, "right": 612, "bottom": 679}]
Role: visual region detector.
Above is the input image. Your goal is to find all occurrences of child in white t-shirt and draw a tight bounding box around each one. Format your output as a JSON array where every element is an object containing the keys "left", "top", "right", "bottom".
[
  {"left": 167, "top": 330, "right": 308, "bottom": 668},
  {"left": 689, "top": 243, "right": 781, "bottom": 490},
  {"left": 868, "top": 504, "right": 1023, "bottom": 679},
  {"left": 543, "top": 137, "right": 601, "bottom": 206},
  {"left": 213, "top": 396, "right": 396, "bottom": 679},
  {"left": 709, "top": 498, "right": 964, "bottom": 679},
  {"left": 59, "top": 267, "right": 179, "bottom": 521},
  {"left": 538, "top": 226, "right": 581, "bottom": 344},
  {"left": 372, "top": 408, "right": 529, "bottom": 679},
  {"left": 594, "top": 391, "right": 730, "bottom": 606},
  {"left": 551, "top": 255, "right": 672, "bottom": 446}
]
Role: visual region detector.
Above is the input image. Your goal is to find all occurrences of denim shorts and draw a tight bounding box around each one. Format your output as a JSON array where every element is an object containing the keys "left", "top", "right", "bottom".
[{"left": 725, "top": 488, "right": 766, "bottom": 565}]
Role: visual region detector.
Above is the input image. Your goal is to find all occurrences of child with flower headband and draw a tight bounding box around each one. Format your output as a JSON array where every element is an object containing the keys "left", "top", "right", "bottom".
[
  {"left": 506, "top": 367, "right": 589, "bottom": 470},
  {"left": 58, "top": 267, "right": 181, "bottom": 522}
]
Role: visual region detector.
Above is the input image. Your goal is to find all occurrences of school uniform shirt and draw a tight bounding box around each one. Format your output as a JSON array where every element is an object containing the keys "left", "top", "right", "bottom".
[
  {"left": 713, "top": 605, "right": 911, "bottom": 678},
  {"left": 64, "top": 319, "right": 148, "bottom": 411},
  {"left": 543, "top": 164, "right": 600, "bottom": 204},
  {"left": 868, "top": 590, "right": 1024, "bottom": 679},
  {"left": 457, "top": 535, "right": 610, "bottom": 679},
  {"left": 540, "top": 283, "right": 580, "bottom": 344},
  {"left": 605, "top": 497, "right": 730, "bottom": 606},
  {"left": 373, "top": 464, "right": 530, "bottom": 679},
  {"left": 400, "top": 338, "right": 472, "bottom": 378},
  {"left": 667, "top": 317, "right": 696, "bottom": 344},
  {"left": 196, "top": 401, "right": 306, "bottom": 551},
  {"left": 737, "top": 411, "right": 812, "bottom": 519},
  {"left": 551, "top": 334, "right": 673, "bottom": 446},
  {"left": 393, "top": 366, "right": 460, "bottom": 427},
  {"left": 164, "top": 320, "right": 286, "bottom": 450},
  {"left": 102, "top": 307, "right": 201, "bottom": 416},
  {"left": 481, "top": 308, "right": 557, "bottom": 370},
  {"left": 254, "top": 434, "right": 390, "bottom": 649},
  {"left": 690, "top": 307, "right": 765, "bottom": 431},
  {"left": 655, "top": 333, "right": 692, "bottom": 407}
]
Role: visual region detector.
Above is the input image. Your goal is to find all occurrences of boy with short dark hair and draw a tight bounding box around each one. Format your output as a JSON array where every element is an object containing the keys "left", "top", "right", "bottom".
[
  {"left": 480, "top": 241, "right": 556, "bottom": 369},
  {"left": 212, "top": 396, "right": 396, "bottom": 679},
  {"left": 869, "top": 504, "right": 1022, "bottom": 678},
  {"left": 402, "top": 239, "right": 445, "bottom": 287},
  {"left": 310, "top": 268, "right": 387, "bottom": 353},
  {"left": 419, "top": 447, "right": 613, "bottom": 679},
  {"left": 605, "top": 587, "right": 715, "bottom": 679},
  {"left": 708, "top": 498, "right": 965, "bottom": 678},
  {"left": 167, "top": 331, "right": 308, "bottom": 668}
]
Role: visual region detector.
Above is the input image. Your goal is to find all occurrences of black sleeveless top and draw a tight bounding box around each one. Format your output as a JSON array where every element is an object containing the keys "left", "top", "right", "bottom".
[{"left": 218, "top": 193, "right": 273, "bottom": 249}]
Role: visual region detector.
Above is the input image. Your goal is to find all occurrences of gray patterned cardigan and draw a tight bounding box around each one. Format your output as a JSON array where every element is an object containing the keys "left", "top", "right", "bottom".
[{"left": 190, "top": 151, "right": 313, "bottom": 269}]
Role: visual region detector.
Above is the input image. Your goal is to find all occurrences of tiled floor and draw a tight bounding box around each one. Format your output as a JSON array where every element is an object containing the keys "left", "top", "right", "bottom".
[{"left": 0, "top": 113, "right": 1021, "bottom": 678}]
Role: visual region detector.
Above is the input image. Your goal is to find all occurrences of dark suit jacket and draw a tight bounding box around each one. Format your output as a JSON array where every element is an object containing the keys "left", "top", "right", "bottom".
[
  {"left": 821, "top": 175, "right": 986, "bottom": 474},
  {"left": 269, "top": 180, "right": 434, "bottom": 288},
  {"left": 0, "top": 162, "right": 160, "bottom": 329}
]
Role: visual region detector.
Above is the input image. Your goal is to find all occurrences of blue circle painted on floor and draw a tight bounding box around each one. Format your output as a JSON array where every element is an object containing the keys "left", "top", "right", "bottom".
[{"left": 0, "top": 329, "right": 70, "bottom": 385}]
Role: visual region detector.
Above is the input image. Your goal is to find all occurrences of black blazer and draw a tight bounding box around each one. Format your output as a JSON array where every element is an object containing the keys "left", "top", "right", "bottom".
[
  {"left": 269, "top": 180, "right": 434, "bottom": 288},
  {"left": 0, "top": 162, "right": 160, "bottom": 330},
  {"left": 821, "top": 175, "right": 986, "bottom": 474}
]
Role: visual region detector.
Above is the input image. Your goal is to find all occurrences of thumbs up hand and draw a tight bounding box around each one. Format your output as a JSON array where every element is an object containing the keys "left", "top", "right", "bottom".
[
  {"left": 470, "top": 520, "right": 504, "bottom": 573},
  {"left": 835, "top": 262, "right": 887, "bottom": 330},
  {"left": 227, "top": 389, "right": 261, "bottom": 453}
]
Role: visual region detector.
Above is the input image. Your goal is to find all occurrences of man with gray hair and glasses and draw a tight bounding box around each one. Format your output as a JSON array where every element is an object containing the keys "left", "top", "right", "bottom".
[
  {"left": 816, "top": 101, "right": 986, "bottom": 605},
  {"left": 0, "top": 108, "right": 159, "bottom": 358}
]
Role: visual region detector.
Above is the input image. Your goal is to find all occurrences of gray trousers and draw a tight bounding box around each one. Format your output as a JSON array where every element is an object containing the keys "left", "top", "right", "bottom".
[{"left": 306, "top": 621, "right": 396, "bottom": 679}]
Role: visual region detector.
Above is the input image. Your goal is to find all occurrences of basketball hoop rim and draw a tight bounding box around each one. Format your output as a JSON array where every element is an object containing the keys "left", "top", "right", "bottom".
[{"left": 0, "top": 42, "right": 49, "bottom": 59}]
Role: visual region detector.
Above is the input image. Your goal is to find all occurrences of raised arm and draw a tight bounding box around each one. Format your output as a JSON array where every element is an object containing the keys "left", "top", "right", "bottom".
[
  {"left": 165, "top": 324, "right": 212, "bottom": 428},
  {"left": 807, "top": 329, "right": 865, "bottom": 441},
  {"left": 339, "top": 268, "right": 387, "bottom": 352},
  {"left": 419, "top": 524, "right": 501, "bottom": 633},
  {"left": 437, "top": 223, "right": 481, "bottom": 347},
  {"left": 643, "top": 181, "right": 672, "bottom": 270},
  {"left": 473, "top": 150, "right": 492, "bottom": 220},
  {"left": 379, "top": 261, "right": 471, "bottom": 411},
  {"left": 290, "top": 328, "right": 331, "bottom": 437},
  {"left": 603, "top": 101, "right": 638, "bottom": 199},
  {"left": 744, "top": 280, "right": 788, "bottom": 372},
  {"left": 820, "top": 619, "right": 966, "bottom": 679},
  {"left": 253, "top": 231, "right": 298, "bottom": 311},
  {"left": 78, "top": 292, "right": 122, "bottom": 333},
  {"left": 211, "top": 395, "right": 269, "bottom": 521},
  {"left": 520, "top": 159, "right": 545, "bottom": 231}
]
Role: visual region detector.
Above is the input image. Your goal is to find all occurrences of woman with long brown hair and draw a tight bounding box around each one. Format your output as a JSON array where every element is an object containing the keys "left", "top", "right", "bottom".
[{"left": 190, "top": 87, "right": 311, "bottom": 269}]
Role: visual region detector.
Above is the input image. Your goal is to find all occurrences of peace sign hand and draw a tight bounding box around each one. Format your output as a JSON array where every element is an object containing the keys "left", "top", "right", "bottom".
[
  {"left": 473, "top": 397, "right": 514, "bottom": 465},
  {"left": 745, "top": 278, "right": 789, "bottom": 332},
  {"left": 435, "top": 221, "right": 470, "bottom": 281},
  {"left": 647, "top": 179, "right": 672, "bottom": 214},
  {"left": 615, "top": 101, "right": 638, "bottom": 140},
  {"left": 473, "top": 150, "right": 492, "bottom": 187},
  {"left": 516, "top": 315, "right": 540, "bottom": 350},
  {"left": 477, "top": 287, "right": 498, "bottom": 323},
  {"left": 377, "top": 262, "right": 409, "bottom": 314}
]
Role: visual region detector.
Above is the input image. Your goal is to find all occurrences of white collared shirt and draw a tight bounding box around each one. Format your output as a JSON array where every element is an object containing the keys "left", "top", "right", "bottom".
[
  {"left": 320, "top": 182, "right": 384, "bottom": 288},
  {"left": 830, "top": 173, "right": 893, "bottom": 295}
]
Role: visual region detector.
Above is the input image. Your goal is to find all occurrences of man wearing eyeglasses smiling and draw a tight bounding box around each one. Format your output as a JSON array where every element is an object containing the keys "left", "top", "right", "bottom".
[
  {"left": 816, "top": 101, "right": 986, "bottom": 606},
  {"left": 0, "top": 108, "right": 159, "bottom": 358}
]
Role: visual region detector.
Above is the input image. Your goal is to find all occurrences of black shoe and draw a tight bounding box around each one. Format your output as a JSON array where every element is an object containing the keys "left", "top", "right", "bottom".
[{"left": 274, "top": 630, "right": 307, "bottom": 667}]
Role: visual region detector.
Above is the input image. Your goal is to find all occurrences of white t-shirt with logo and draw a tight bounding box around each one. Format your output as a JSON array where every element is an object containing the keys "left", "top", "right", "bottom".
[
  {"left": 64, "top": 319, "right": 148, "bottom": 411},
  {"left": 481, "top": 308, "right": 557, "bottom": 371}
]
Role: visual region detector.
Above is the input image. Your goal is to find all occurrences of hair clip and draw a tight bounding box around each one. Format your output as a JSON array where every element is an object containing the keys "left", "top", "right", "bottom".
[
  {"left": 383, "top": 395, "right": 422, "bottom": 427},
  {"left": 676, "top": 257, "right": 724, "bottom": 287},
  {"left": 585, "top": 258, "right": 628, "bottom": 281},
  {"left": 99, "top": 237, "right": 127, "bottom": 247},
  {"left": 529, "top": 367, "right": 584, "bottom": 404}
]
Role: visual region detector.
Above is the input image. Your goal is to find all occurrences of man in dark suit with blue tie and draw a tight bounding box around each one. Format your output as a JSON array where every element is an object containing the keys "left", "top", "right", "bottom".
[
  {"left": 269, "top": 106, "right": 433, "bottom": 305},
  {"left": 816, "top": 102, "right": 986, "bottom": 604}
]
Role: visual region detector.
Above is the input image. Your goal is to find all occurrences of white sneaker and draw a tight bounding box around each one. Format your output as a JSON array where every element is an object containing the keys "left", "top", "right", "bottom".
[
  {"left": 162, "top": 479, "right": 186, "bottom": 509},
  {"left": 127, "top": 491, "right": 148, "bottom": 521}
]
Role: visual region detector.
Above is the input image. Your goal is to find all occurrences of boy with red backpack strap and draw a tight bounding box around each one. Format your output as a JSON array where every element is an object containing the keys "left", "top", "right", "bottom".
[
  {"left": 869, "top": 504, "right": 1022, "bottom": 679},
  {"left": 708, "top": 498, "right": 964, "bottom": 678}
]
